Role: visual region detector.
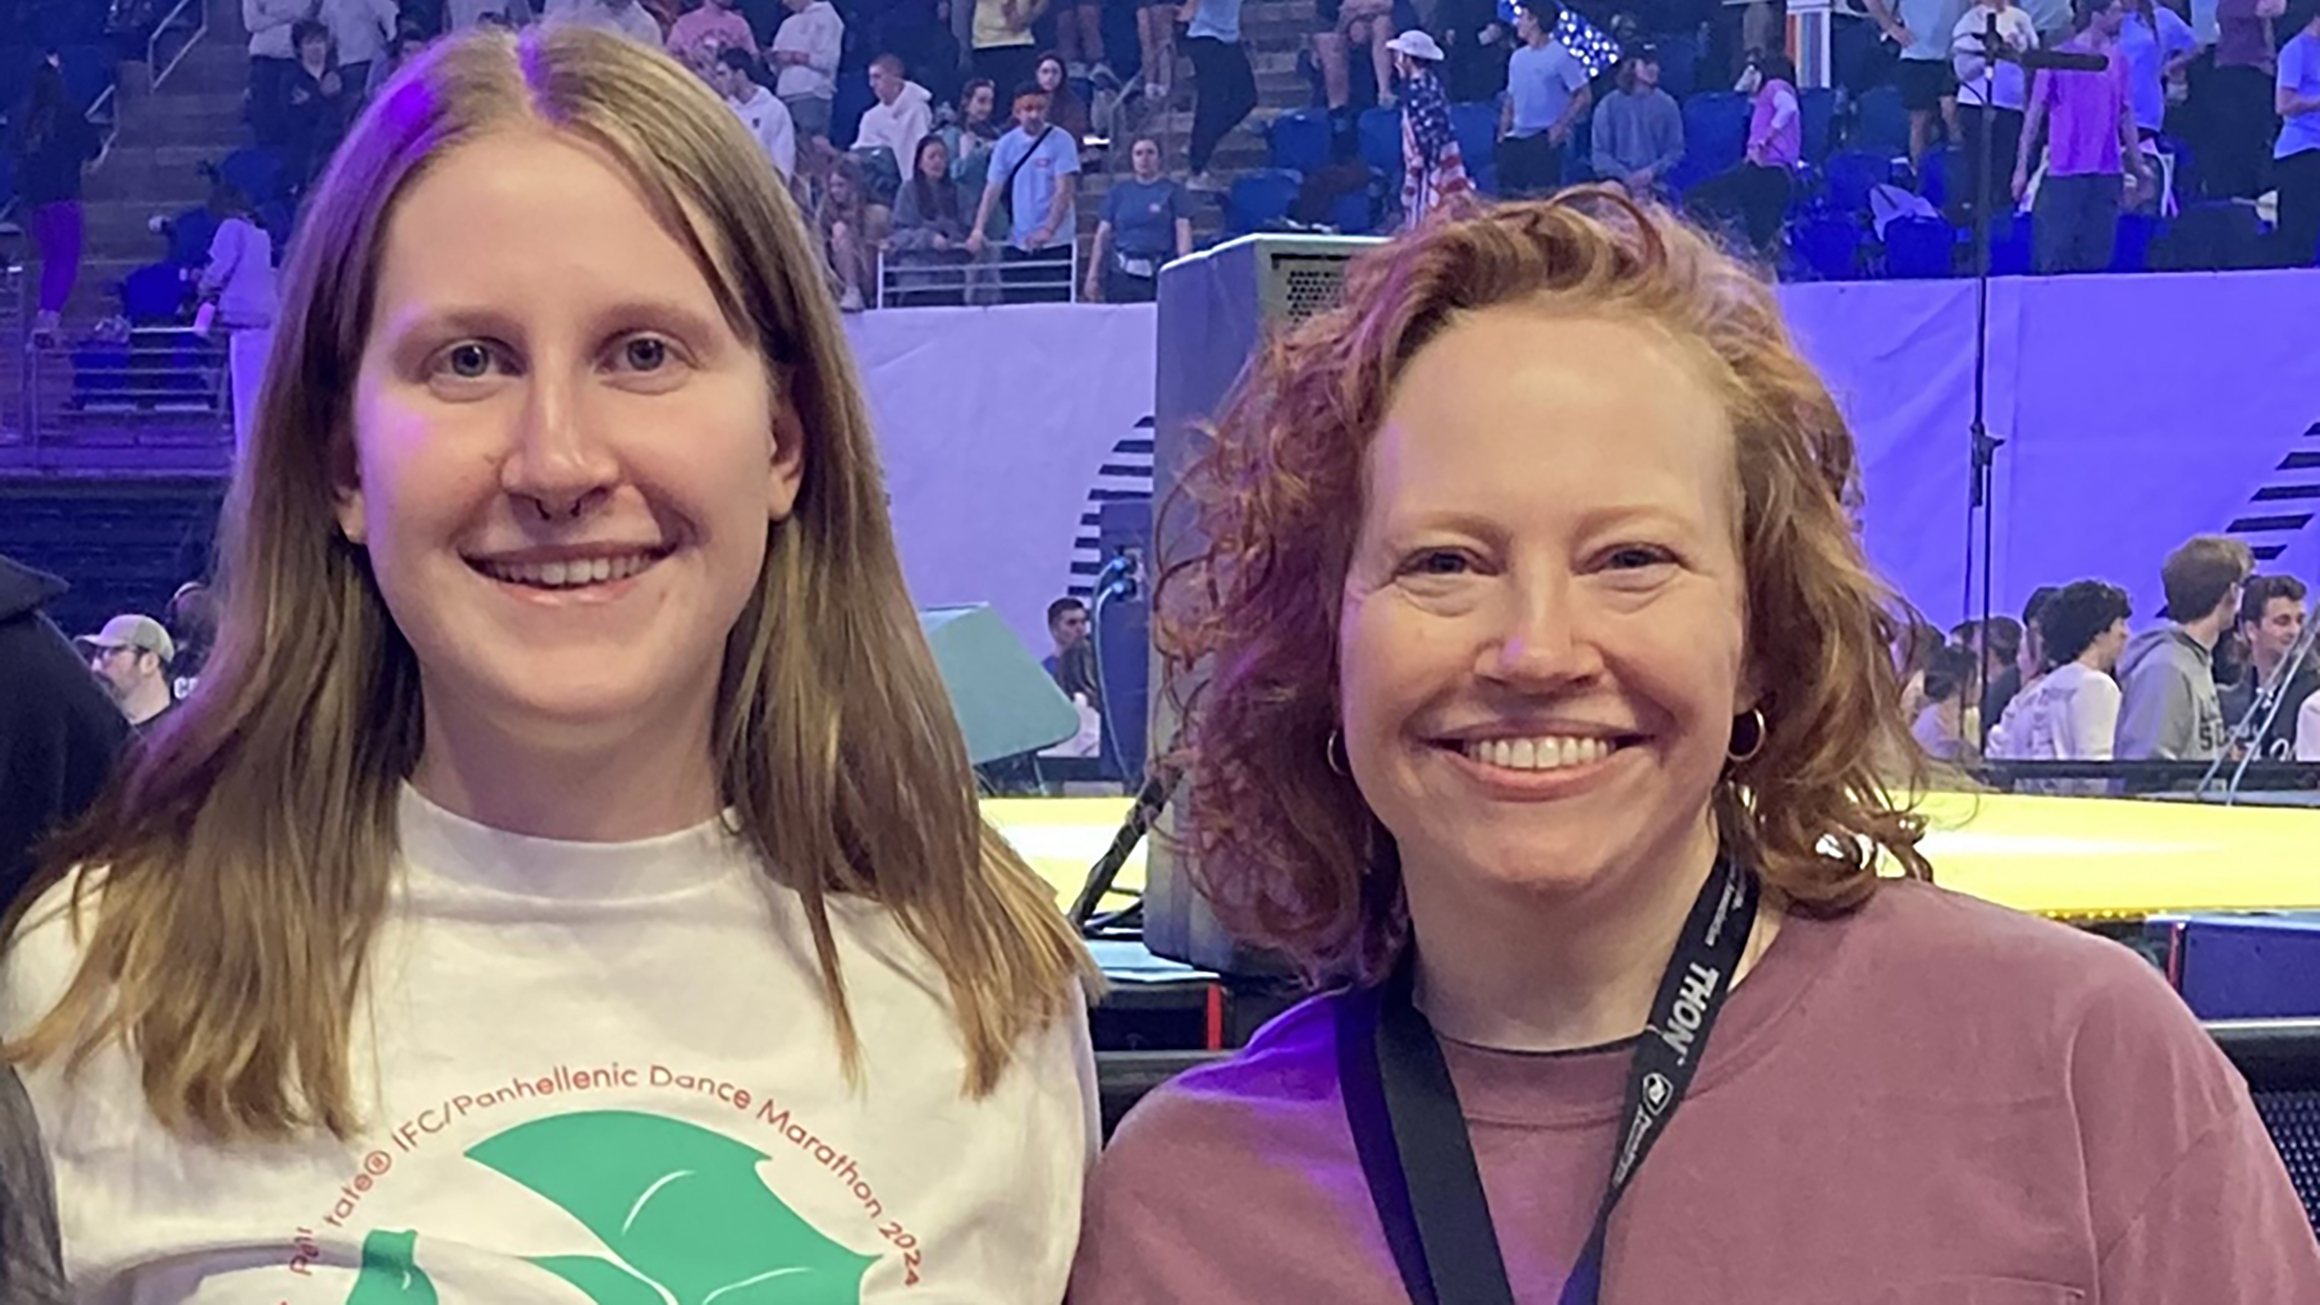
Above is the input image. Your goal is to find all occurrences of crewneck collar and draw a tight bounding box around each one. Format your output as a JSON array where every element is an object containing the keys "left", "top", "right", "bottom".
[{"left": 396, "top": 784, "right": 749, "bottom": 903}]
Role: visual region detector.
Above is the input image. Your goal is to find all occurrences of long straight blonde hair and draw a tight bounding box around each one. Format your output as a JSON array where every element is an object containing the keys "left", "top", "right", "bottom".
[{"left": 5, "top": 26, "right": 1091, "bottom": 1141}]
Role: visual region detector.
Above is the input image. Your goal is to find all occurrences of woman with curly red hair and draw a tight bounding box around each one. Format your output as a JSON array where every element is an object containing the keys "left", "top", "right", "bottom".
[{"left": 1067, "top": 195, "right": 2318, "bottom": 1303}]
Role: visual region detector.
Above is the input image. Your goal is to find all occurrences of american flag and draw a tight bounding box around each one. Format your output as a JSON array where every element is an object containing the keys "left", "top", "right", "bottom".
[{"left": 1493, "top": 2, "right": 1627, "bottom": 78}]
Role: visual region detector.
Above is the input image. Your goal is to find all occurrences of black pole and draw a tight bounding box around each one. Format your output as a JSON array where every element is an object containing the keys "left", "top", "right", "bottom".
[{"left": 1966, "top": 29, "right": 2006, "bottom": 753}]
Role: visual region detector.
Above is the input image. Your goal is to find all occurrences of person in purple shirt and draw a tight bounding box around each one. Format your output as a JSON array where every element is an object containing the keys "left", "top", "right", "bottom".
[
  {"left": 2015, "top": 0, "right": 2150, "bottom": 272},
  {"left": 1067, "top": 194, "right": 2320, "bottom": 1305}
]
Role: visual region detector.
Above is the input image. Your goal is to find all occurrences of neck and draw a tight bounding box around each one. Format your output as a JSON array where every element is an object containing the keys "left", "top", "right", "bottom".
[
  {"left": 123, "top": 678, "right": 173, "bottom": 725},
  {"left": 2183, "top": 611, "right": 2226, "bottom": 650},
  {"left": 411, "top": 685, "right": 723, "bottom": 842},
  {"left": 1407, "top": 807, "right": 1779, "bottom": 1052}
]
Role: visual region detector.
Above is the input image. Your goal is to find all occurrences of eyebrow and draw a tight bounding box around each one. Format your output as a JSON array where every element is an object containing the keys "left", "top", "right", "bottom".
[{"left": 373, "top": 298, "right": 731, "bottom": 357}]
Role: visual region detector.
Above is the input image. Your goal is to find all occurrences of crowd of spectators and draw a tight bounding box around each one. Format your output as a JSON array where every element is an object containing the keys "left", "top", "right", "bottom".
[{"left": 1908, "top": 533, "right": 2320, "bottom": 778}]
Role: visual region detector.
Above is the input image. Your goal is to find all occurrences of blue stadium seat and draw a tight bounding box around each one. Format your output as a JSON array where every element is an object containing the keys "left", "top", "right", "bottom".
[
  {"left": 1449, "top": 101, "right": 1499, "bottom": 194},
  {"left": 1989, "top": 211, "right": 2033, "bottom": 275},
  {"left": 1654, "top": 32, "right": 1700, "bottom": 101},
  {"left": 1823, "top": 149, "right": 1891, "bottom": 215},
  {"left": 1882, "top": 215, "right": 1953, "bottom": 277},
  {"left": 57, "top": 44, "right": 117, "bottom": 110},
  {"left": 1358, "top": 106, "right": 1401, "bottom": 178},
  {"left": 1563, "top": 117, "right": 1594, "bottom": 183},
  {"left": 1224, "top": 168, "right": 1303, "bottom": 235},
  {"left": 1921, "top": 146, "right": 1959, "bottom": 212},
  {"left": 0, "top": 46, "right": 42, "bottom": 120},
  {"left": 1328, "top": 187, "right": 1375, "bottom": 234},
  {"left": 1671, "top": 90, "right": 1750, "bottom": 193},
  {"left": 120, "top": 263, "right": 185, "bottom": 323},
  {"left": 1792, "top": 212, "right": 1864, "bottom": 280},
  {"left": 218, "top": 147, "right": 289, "bottom": 206},
  {"left": 164, "top": 205, "right": 218, "bottom": 267},
  {"left": 1269, "top": 108, "right": 1333, "bottom": 175},
  {"left": 2110, "top": 211, "right": 2162, "bottom": 273},
  {"left": 1800, "top": 86, "right": 1836, "bottom": 164},
  {"left": 1852, "top": 83, "right": 1910, "bottom": 160}
]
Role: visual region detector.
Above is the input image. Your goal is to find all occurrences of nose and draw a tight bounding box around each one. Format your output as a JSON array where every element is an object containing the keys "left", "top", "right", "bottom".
[
  {"left": 1474, "top": 568, "right": 1606, "bottom": 690},
  {"left": 499, "top": 364, "right": 618, "bottom": 524}
]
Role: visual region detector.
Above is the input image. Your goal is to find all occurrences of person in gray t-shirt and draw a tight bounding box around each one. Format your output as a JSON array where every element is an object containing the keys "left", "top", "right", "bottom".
[{"left": 1589, "top": 45, "right": 1684, "bottom": 194}]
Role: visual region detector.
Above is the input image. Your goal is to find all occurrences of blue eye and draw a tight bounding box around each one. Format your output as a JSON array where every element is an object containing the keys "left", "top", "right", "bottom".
[
  {"left": 1412, "top": 550, "right": 1472, "bottom": 576},
  {"left": 621, "top": 336, "right": 670, "bottom": 371},
  {"left": 443, "top": 342, "right": 494, "bottom": 379},
  {"left": 1606, "top": 545, "right": 1674, "bottom": 570}
]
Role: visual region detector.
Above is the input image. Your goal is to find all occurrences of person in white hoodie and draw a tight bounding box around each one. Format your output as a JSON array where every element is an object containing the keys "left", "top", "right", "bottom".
[
  {"left": 854, "top": 54, "right": 933, "bottom": 162},
  {"left": 714, "top": 47, "right": 797, "bottom": 183},
  {"left": 1998, "top": 578, "right": 2132, "bottom": 761},
  {"left": 194, "top": 180, "right": 278, "bottom": 462}
]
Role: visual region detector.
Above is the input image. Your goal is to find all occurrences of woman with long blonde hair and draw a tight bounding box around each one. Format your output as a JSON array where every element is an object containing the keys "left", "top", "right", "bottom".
[{"left": 2, "top": 26, "right": 1094, "bottom": 1302}]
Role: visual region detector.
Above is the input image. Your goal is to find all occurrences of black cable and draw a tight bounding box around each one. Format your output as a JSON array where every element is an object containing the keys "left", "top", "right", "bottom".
[{"left": 1069, "top": 764, "right": 1179, "bottom": 930}]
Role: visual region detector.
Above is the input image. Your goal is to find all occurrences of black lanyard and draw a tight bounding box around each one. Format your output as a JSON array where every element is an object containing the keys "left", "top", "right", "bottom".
[{"left": 1336, "top": 853, "right": 1759, "bottom": 1305}]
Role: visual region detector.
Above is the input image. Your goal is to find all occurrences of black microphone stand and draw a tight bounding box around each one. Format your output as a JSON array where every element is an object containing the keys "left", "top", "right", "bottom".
[
  {"left": 1959, "top": 28, "right": 2110, "bottom": 751},
  {"left": 1963, "top": 12, "right": 2004, "bottom": 752}
]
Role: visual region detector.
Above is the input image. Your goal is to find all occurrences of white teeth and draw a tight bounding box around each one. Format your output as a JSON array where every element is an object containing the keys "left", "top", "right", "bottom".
[
  {"left": 1463, "top": 735, "right": 1620, "bottom": 772},
  {"left": 476, "top": 552, "right": 658, "bottom": 589}
]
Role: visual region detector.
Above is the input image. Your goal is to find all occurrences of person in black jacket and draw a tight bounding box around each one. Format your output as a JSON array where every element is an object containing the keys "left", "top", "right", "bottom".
[
  {"left": 2220, "top": 573, "right": 2320, "bottom": 758},
  {"left": 10, "top": 56, "right": 102, "bottom": 345},
  {"left": 0, "top": 554, "right": 127, "bottom": 915}
]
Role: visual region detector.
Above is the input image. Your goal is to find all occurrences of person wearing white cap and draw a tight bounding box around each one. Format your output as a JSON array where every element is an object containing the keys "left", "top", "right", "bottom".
[
  {"left": 1387, "top": 29, "right": 1477, "bottom": 229},
  {"left": 76, "top": 614, "right": 177, "bottom": 729}
]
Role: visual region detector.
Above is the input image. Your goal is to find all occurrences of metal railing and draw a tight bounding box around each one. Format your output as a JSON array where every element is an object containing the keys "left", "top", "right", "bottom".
[
  {"left": 3, "top": 308, "right": 232, "bottom": 461},
  {"left": 148, "top": 0, "right": 212, "bottom": 92},
  {"left": 872, "top": 242, "right": 1082, "bottom": 309}
]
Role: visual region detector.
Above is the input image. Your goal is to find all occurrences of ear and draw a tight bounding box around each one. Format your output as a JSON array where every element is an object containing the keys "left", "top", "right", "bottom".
[
  {"left": 767, "top": 400, "right": 808, "bottom": 523},
  {"left": 332, "top": 436, "right": 370, "bottom": 545}
]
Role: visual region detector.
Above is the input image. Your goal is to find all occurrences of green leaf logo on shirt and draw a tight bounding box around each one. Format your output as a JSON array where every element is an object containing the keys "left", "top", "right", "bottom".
[
  {"left": 340, "top": 1109, "right": 877, "bottom": 1305},
  {"left": 345, "top": 1229, "right": 437, "bottom": 1305}
]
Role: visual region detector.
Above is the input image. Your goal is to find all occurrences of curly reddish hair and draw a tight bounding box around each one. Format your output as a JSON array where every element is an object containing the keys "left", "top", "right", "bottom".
[{"left": 1154, "top": 192, "right": 1932, "bottom": 987}]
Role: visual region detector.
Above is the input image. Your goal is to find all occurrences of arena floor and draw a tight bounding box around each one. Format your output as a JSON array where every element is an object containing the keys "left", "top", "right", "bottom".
[{"left": 985, "top": 792, "right": 2320, "bottom": 925}]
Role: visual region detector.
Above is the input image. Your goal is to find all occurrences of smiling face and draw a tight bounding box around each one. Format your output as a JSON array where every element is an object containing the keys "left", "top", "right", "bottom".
[
  {"left": 1336, "top": 305, "right": 1750, "bottom": 908},
  {"left": 338, "top": 128, "right": 802, "bottom": 760}
]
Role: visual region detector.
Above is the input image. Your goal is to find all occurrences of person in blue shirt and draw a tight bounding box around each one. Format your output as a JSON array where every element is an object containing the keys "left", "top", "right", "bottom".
[
  {"left": 1496, "top": 0, "right": 1593, "bottom": 197},
  {"left": 968, "top": 82, "right": 1081, "bottom": 300},
  {"left": 2277, "top": 7, "right": 2320, "bottom": 266},
  {"left": 1085, "top": 136, "right": 1194, "bottom": 301}
]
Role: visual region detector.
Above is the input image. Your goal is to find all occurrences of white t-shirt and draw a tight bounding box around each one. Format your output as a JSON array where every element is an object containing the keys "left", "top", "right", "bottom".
[
  {"left": 2295, "top": 693, "right": 2320, "bottom": 761},
  {"left": 1997, "top": 660, "right": 2121, "bottom": 760},
  {"left": 735, "top": 84, "right": 799, "bottom": 181},
  {"left": 2, "top": 787, "right": 1097, "bottom": 1303},
  {"left": 770, "top": 0, "right": 845, "bottom": 101}
]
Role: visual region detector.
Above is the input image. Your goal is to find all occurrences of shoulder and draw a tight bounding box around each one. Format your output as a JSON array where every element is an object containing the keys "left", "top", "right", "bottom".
[
  {"left": 1096, "top": 994, "right": 1343, "bottom": 1180},
  {"left": 1, "top": 872, "right": 102, "bottom": 1042},
  {"left": 1837, "top": 880, "right": 2218, "bottom": 1079}
]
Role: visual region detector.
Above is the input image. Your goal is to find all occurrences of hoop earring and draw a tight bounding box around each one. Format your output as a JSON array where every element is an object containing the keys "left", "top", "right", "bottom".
[
  {"left": 1727, "top": 708, "right": 1768, "bottom": 764},
  {"left": 1326, "top": 728, "right": 1351, "bottom": 777}
]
